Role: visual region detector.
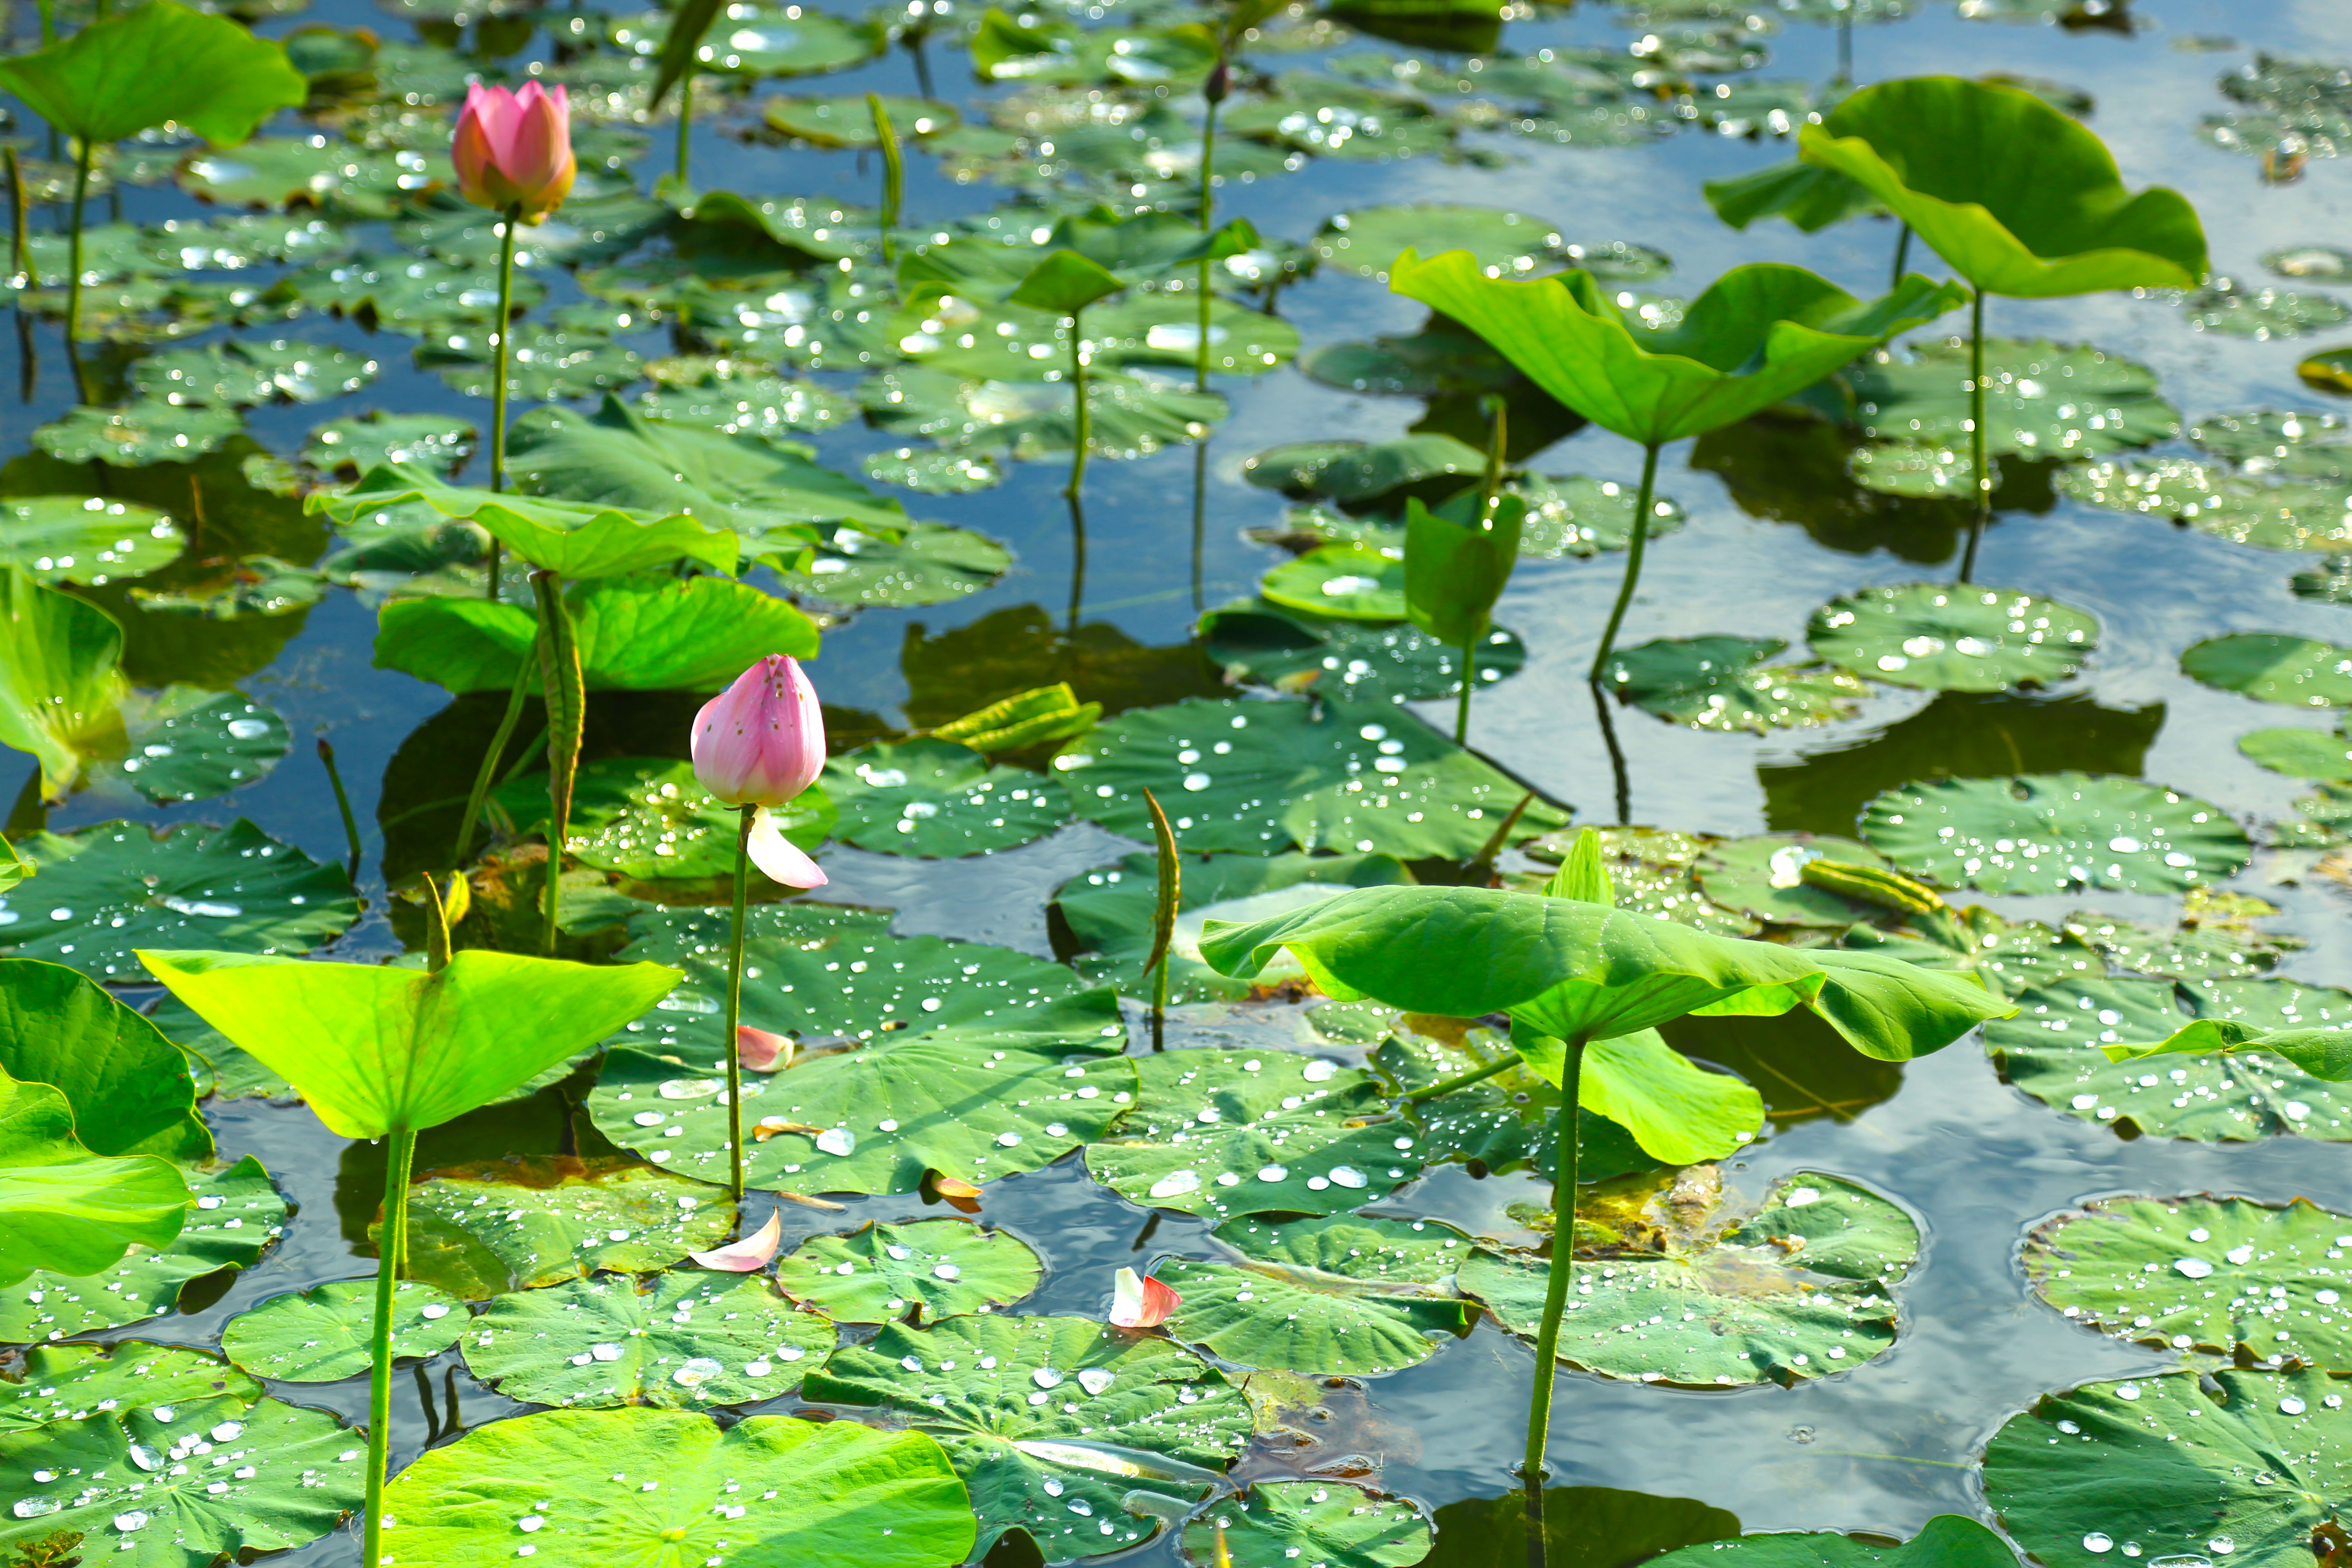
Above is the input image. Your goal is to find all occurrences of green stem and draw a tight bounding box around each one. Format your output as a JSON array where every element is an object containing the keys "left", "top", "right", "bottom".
[
  {"left": 1403, "top": 1049, "right": 1521, "bottom": 1105},
  {"left": 1455, "top": 629, "right": 1477, "bottom": 744},
  {"left": 451, "top": 649, "right": 535, "bottom": 869},
  {"left": 1195, "top": 95, "right": 1219, "bottom": 394},
  {"left": 64, "top": 136, "right": 89, "bottom": 403},
  {"left": 1065, "top": 486, "right": 1087, "bottom": 636},
  {"left": 869, "top": 93, "right": 901, "bottom": 263},
  {"left": 5, "top": 147, "right": 28, "bottom": 288},
  {"left": 486, "top": 201, "right": 520, "bottom": 599},
  {"left": 318, "top": 739, "right": 363, "bottom": 883},
  {"left": 533, "top": 573, "right": 581, "bottom": 956},
  {"left": 362, "top": 1126, "right": 417, "bottom": 1568},
  {"left": 1585, "top": 441, "right": 1661, "bottom": 684},
  {"left": 1960, "top": 289, "right": 1987, "bottom": 584},
  {"left": 1889, "top": 222, "right": 1913, "bottom": 291},
  {"left": 1065, "top": 304, "right": 1089, "bottom": 499},
  {"left": 724, "top": 803, "right": 753, "bottom": 1203},
  {"left": 1189, "top": 438, "right": 1207, "bottom": 615},
  {"left": 35, "top": 0, "right": 53, "bottom": 44},
  {"left": 1522, "top": 1035, "right": 1586, "bottom": 1568},
  {"left": 1150, "top": 949, "right": 1169, "bottom": 1054},
  {"left": 675, "top": 67, "right": 694, "bottom": 186}
]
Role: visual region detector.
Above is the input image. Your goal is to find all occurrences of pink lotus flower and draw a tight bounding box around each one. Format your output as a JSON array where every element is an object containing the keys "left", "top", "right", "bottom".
[
  {"left": 694, "top": 655, "right": 828, "bottom": 889},
  {"left": 1110, "top": 1266, "right": 1179, "bottom": 1328},
  {"left": 452, "top": 82, "right": 576, "bottom": 223},
  {"left": 738, "top": 1025, "right": 793, "bottom": 1073},
  {"left": 688, "top": 1209, "right": 783, "bottom": 1272}
]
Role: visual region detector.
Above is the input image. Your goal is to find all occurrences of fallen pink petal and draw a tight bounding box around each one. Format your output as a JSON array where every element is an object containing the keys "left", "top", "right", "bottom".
[
  {"left": 737, "top": 1024, "right": 793, "bottom": 1072},
  {"left": 688, "top": 1210, "right": 783, "bottom": 1272},
  {"left": 1110, "top": 1265, "right": 1179, "bottom": 1328}
]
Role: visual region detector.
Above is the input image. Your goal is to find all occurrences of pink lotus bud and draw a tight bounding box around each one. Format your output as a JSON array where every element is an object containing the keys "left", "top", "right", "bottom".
[
  {"left": 738, "top": 1024, "right": 793, "bottom": 1073},
  {"left": 1110, "top": 1266, "right": 1179, "bottom": 1328},
  {"left": 688, "top": 1209, "right": 782, "bottom": 1271},
  {"left": 452, "top": 82, "right": 577, "bottom": 224},
  {"left": 693, "top": 655, "right": 826, "bottom": 808}
]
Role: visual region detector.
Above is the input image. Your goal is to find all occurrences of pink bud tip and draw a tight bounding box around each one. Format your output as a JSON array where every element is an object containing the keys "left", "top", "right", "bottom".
[
  {"left": 693, "top": 655, "right": 827, "bottom": 809},
  {"left": 688, "top": 1209, "right": 783, "bottom": 1272},
  {"left": 737, "top": 1025, "right": 793, "bottom": 1073},
  {"left": 1110, "top": 1266, "right": 1179, "bottom": 1328}
]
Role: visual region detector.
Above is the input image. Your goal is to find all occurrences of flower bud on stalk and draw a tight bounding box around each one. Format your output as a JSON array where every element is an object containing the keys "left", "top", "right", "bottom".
[
  {"left": 1204, "top": 57, "right": 1231, "bottom": 106},
  {"left": 693, "top": 655, "right": 829, "bottom": 888},
  {"left": 452, "top": 82, "right": 577, "bottom": 223}
]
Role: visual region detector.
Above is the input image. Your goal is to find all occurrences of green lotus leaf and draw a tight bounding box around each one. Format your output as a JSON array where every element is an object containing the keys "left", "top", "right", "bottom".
[
  {"left": 0, "top": 0, "right": 307, "bottom": 146},
  {"left": 1985, "top": 974, "right": 2352, "bottom": 1140},
  {"left": 0, "top": 1341, "right": 258, "bottom": 1434},
  {"left": 1461, "top": 1168, "right": 1915, "bottom": 1386},
  {"left": 766, "top": 93, "right": 960, "bottom": 145},
  {"left": 147, "top": 993, "right": 297, "bottom": 1101},
  {"left": 2100, "top": 1015, "right": 2352, "bottom": 1087},
  {"left": 0, "top": 956, "right": 209, "bottom": 1160},
  {"left": 1558, "top": 1027, "right": 1765, "bottom": 1163},
  {"left": 1703, "top": 158, "right": 1884, "bottom": 234},
  {"left": 1374, "top": 1018, "right": 1656, "bottom": 1183},
  {"left": 1196, "top": 884, "right": 2012, "bottom": 1059},
  {"left": 0, "top": 494, "right": 183, "bottom": 585},
  {"left": 82, "top": 687, "right": 289, "bottom": 805},
  {"left": 305, "top": 413, "right": 475, "bottom": 478},
  {"left": 133, "top": 337, "right": 379, "bottom": 408},
  {"left": 1860, "top": 773, "right": 2250, "bottom": 893},
  {"left": 1797, "top": 76, "right": 2205, "bottom": 297},
  {"left": 637, "top": 370, "right": 855, "bottom": 438},
  {"left": 2024, "top": 1194, "right": 2352, "bottom": 1369},
  {"left": 372, "top": 575, "right": 818, "bottom": 695},
  {"left": 1517, "top": 827, "right": 1760, "bottom": 938},
  {"left": 1263, "top": 543, "right": 1406, "bottom": 623},
  {"left": 2178, "top": 277, "right": 2349, "bottom": 339},
  {"left": 1156, "top": 1214, "right": 1480, "bottom": 1375},
  {"left": 270, "top": 250, "right": 527, "bottom": 325},
  {"left": 491, "top": 757, "right": 831, "bottom": 883},
  {"left": 1183, "top": 1482, "right": 1434, "bottom": 1568},
  {"left": 0, "top": 1392, "right": 359, "bottom": 1568},
  {"left": 0, "top": 1155, "right": 283, "bottom": 1340},
  {"left": 137, "top": 949, "right": 681, "bottom": 1140},
  {"left": 820, "top": 737, "right": 1064, "bottom": 857},
  {"left": 1984, "top": 1369, "right": 2352, "bottom": 1568},
  {"left": 1808, "top": 583, "right": 2098, "bottom": 691},
  {"left": 1841, "top": 906, "right": 2105, "bottom": 1001},
  {"left": 1421, "top": 1483, "right": 1740, "bottom": 1568},
  {"left": 177, "top": 140, "right": 446, "bottom": 218},
  {"left": 1054, "top": 849, "right": 1415, "bottom": 1001},
  {"left": 1690, "top": 833, "right": 1899, "bottom": 929},
  {"left": 1314, "top": 205, "right": 1565, "bottom": 283},
  {"left": 1054, "top": 695, "right": 1568, "bottom": 859},
  {"left": 464, "top": 1271, "right": 833, "bottom": 1408},
  {"left": 1845, "top": 339, "right": 2178, "bottom": 458},
  {"left": 1600, "top": 637, "right": 1866, "bottom": 734},
  {"left": 311, "top": 463, "right": 740, "bottom": 578},
  {"left": 1646, "top": 1517, "right": 2020, "bottom": 1568},
  {"left": 396, "top": 1156, "right": 738, "bottom": 1297},
  {"left": 2182, "top": 633, "right": 2352, "bottom": 707},
  {"left": 0, "top": 1069, "right": 190, "bottom": 1289},
  {"left": 381, "top": 1406, "right": 973, "bottom": 1566},
  {"left": 780, "top": 520, "right": 1011, "bottom": 607},
  {"left": 967, "top": 8, "right": 1216, "bottom": 87},
  {"left": 219, "top": 1278, "right": 467, "bottom": 1381},
  {"left": 1243, "top": 435, "right": 1488, "bottom": 503},
  {"left": 1199, "top": 599, "right": 1528, "bottom": 704},
  {"left": 1392, "top": 249, "right": 1967, "bottom": 445},
  {"left": 416, "top": 323, "right": 646, "bottom": 403},
  {"left": 804, "top": 1313, "right": 1250, "bottom": 1561},
  {"left": 0, "top": 568, "right": 127, "bottom": 799},
  {"left": 858, "top": 363, "right": 1226, "bottom": 463},
  {"left": 1299, "top": 321, "right": 1526, "bottom": 400},
  {"left": 2059, "top": 894, "right": 2298, "bottom": 984},
  {"left": 866, "top": 445, "right": 1009, "bottom": 494},
  {"left": 773, "top": 1218, "right": 1043, "bottom": 1322},
  {"left": 1, "top": 820, "right": 357, "bottom": 979}
]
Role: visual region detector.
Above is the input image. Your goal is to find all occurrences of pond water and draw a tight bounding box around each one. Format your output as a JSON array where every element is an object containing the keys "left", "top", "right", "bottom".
[{"left": 8, "top": 0, "right": 2352, "bottom": 1563}]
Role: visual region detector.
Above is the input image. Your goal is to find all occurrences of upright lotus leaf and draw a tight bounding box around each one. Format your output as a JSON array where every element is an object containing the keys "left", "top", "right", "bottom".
[
  {"left": 1387, "top": 250, "right": 1967, "bottom": 445},
  {"left": 0, "top": 1069, "right": 190, "bottom": 1289},
  {"left": 0, "top": 567, "right": 127, "bottom": 800},
  {"left": 0, "top": 0, "right": 307, "bottom": 147},
  {"left": 379, "top": 1408, "right": 975, "bottom": 1568},
  {"left": 1405, "top": 494, "right": 1524, "bottom": 647},
  {"left": 0, "top": 958, "right": 209, "bottom": 1161},
  {"left": 1646, "top": 1517, "right": 2022, "bottom": 1568},
  {"left": 1553, "top": 1029, "right": 1764, "bottom": 1163},
  {"left": 1198, "top": 886, "right": 2011, "bottom": 1062},
  {"left": 1797, "top": 77, "right": 2206, "bottom": 297},
  {"left": 2101, "top": 1016, "right": 2352, "bottom": 1082},
  {"left": 135, "top": 949, "right": 682, "bottom": 1139},
  {"left": 1008, "top": 249, "right": 1127, "bottom": 316}
]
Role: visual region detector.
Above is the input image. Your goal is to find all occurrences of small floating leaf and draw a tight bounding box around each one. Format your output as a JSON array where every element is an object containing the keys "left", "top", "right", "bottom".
[
  {"left": 1601, "top": 637, "right": 1866, "bottom": 733},
  {"left": 0, "top": 1341, "right": 258, "bottom": 1434},
  {"left": 464, "top": 1271, "right": 832, "bottom": 1408},
  {"left": 820, "top": 737, "right": 1065, "bottom": 857},
  {"left": 2182, "top": 633, "right": 2352, "bottom": 706},
  {"left": 775, "top": 1218, "right": 1043, "bottom": 1322},
  {"left": 1808, "top": 583, "right": 2098, "bottom": 692},
  {"left": 1861, "top": 773, "right": 2249, "bottom": 894},
  {"left": 395, "top": 1156, "right": 738, "bottom": 1298},
  {"left": 220, "top": 1279, "right": 467, "bottom": 1381},
  {"left": 1180, "top": 1481, "right": 1434, "bottom": 1568}
]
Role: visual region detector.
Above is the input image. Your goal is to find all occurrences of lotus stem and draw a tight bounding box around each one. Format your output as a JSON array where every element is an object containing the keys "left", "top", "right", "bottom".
[
  {"left": 1189, "top": 440, "right": 1207, "bottom": 614},
  {"left": 1402, "top": 1049, "right": 1521, "bottom": 1104},
  {"left": 63, "top": 136, "right": 89, "bottom": 403},
  {"left": 452, "top": 646, "right": 536, "bottom": 868},
  {"left": 869, "top": 94, "right": 901, "bottom": 262},
  {"left": 905, "top": 31, "right": 934, "bottom": 99},
  {"left": 1890, "top": 222, "right": 1912, "bottom": 291},
  {"left": 1066, "top": 304, "right": 1090, "bottom": 499},
  {"left": 1590, "top": 679, "right": 1631, "bottom": 825},
  {"left": 486, "top": 202, "right": 521, "bottom": 599},
  {"left": 532, "top": 572, "right": 582, "bottom": 956},
  {"left": 1462, "top": 395, "right": 1509, "bottom": 742},
  {"left": 1960, "top": 289, "right": 1987, "bottom": 584},
  {"left": 1142, "top": 785, "right": 1179, "bottom": 1054},
  {"left": 1469, "top": 790, "right": 1537, "bottom": 877},
  {"left": 675, "top": 67, "right": 694, "bottom": 186},
  {"left": 318, "top": 739, "right": 363, "bottom": 883},
  {"left": 1835, "top": 9, "right": 1852, "bottom": 85},
  {"left": 1522, "top": 1035, "right": 1586, "bottom": 1568},
  {"left": 724, "top": 803, "right": 753, "bottom": 1203},
  {"left": 5, "top": 147, "right": 27, "bottom": 288},
  {"left": 1065, "top": 488, "right": 1087, "bottom": 635},
  {"left": 1196, "top": 94, "right": 1219, "bottom": 394},
  {"left": 1585, "top": 440, "right": 1661, "bottom": 684},
  {"left": 363, "top": 1125, "right": 418, "bottom": 1568}
]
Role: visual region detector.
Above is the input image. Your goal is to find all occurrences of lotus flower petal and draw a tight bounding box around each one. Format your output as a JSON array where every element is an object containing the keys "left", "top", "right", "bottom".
[
  {"left": 1110, "top": 1265, "right": 1179, "bottom": 1328},
  {"left": 688, "top": 1209, "right": 783, "bottom": 1272}
]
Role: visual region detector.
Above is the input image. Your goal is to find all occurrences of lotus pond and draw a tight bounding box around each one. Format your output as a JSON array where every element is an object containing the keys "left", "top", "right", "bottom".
[{"left": 11, "top": 0, "right": 2352, "bottom": 1565}]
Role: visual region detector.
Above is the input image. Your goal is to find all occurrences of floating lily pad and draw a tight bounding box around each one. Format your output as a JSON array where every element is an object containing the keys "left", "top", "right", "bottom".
[
  {"left": 1513, "top": 474, "right": 1687, "bottom": 557},
  {"left": 180, "top": 138, "right": 449, "bottom": 216},
  {"left": 1054, "top": 849, "right": 1414, "bottom": 1002},
  {"left": 2267, "top": 247, "right": 2352, "bottom": 282},
  {"left": 782, "top": 521, "right": 1013, "bottom": 608},
  {"left": 766, "top": 93, "right": 960, "bottom": 145},
  {"left": 1601, "top": 637, "right": 1867, "bottom": 734},
  {"left": 464, "top": 1271, "right": 834, "bottom": 1409},
  {"left": 1375, "top": 1019, "right": 1654, "bottom": 1183},
  {"left": 148, "top": 994, "right": 296, "bottom": 1101},
  {"left": 396, "top": 1156, "right": 739, "bottom": 1298},
  {"left": 0, "top": 1341, "right": 258, "bottom": 1434},
  {"left": 637, "top": 370, "right": 855, "bottom": 438},
  {"left": 2239, "top": 725, "right": 2352, "bottom": 780},
  {"left": 1200, "top": 599, "right": 1528, "bottom": 704},
  {"left": 220, "top": 1279, "right": 468, "bottom": 1381},
  {"left": 1519, "top": 826, "right": 1760, "bottom": 938},
  {"left": 0, "top": 495, "right": 183, "bottom": 584},
  {"left": 1808, "top": 583, "right": 2098, "bottom": 692},
  {"left": 1861, "top": 774, "right": 2250, "bottom": 894},
  {"left": 304, "top": 411, "right": 475, "bottom": 475},
  {"left": 418, "top": 322, "right": 645, "bottom": 402},
  {"left": 1845, "top": 339, "right": 2178, "bottom": 459},
  {"left": 865, "top": 445, "right": 1008, "bottom": 494},
  {"left": 1299, "top": 323, "right": 1522, "bottom": 399},
  {"left": 655, "top": 5, "right": 883, "bottom": 76},
  {"left": 805, "top": 1314, "right": 1251, "bottom": 1561},
  {"left": 380, "top": 1406, "right": 975, "bottom": 1566},
  {"left": 1157, "top": 1214, "right": 1480, "bottom": 1375},
  {"left": 82, "top": 688, "right": 289, "bottom": 804},
  {"left": 0, "top": 1392, "right": 360, "bottom": 1567},
  {"left": 1084, "top": 1048, "right": 1423, "bottom": 1222},
  {"left": 1054, "top": 696, "right": 1567, "bottom": 859},
  {"left": 2181, "top": 278, "right": 2352, "bottom": 340},
  {"left": 2024, "top": 1194, "right": 2352, "bottom": 1369},
  {"left": 2060, "top": 893, "right": 2300, "bottom": 983},
  {"left": 1314, "top": 205, "right": 1563, "bottom": 283},
  {"left": 1986, "top": 973, "right": 2352, "bottom": 1141},
  {"left": 1645, "top": 1517, "right": 2019, "bottom": 1568},
  {"left": 857, "top": 365, "right": 1225, "bottom": 463},
  {"left": 0, "top": 1156, "right": 284, "bottom": 1341},
  {"left": 1985, "top": 1368, "right": 2352, "bottom": 1568},
  {"left": 0, "top": 819, "right": 358, "bottom": 980},
  {"left": 133, "top": 337, "right": 379, "bottom": 407},
  {"left": 1243, "top": 435, "right": 1486, "bottom": 503},
  {"left": 2182, "top": 634, "right": 2352, "bottom": 707},
  {"left": 1841, "top": 906, "right": 2106, "bottom": 1000},
  {"left": 273, "top": 252, "right": 541, "bottom": 328},
  {"left": 774, "top": 1218, "right": 1043, "bottom": 1322},
  {"left": 1459, "top": 1168, "right": 1915, "bottom": 1387},
  {"left": 2190, "top": 410, "right": 2352, "bottom": 479},
  {"left": 33, "top": 401, "right": 245, "bottom": 466},
  {"left": 820, "top": 738, "right": 1064, "bottom": 857},
  {"left": 1182, "top": 1482, "right": 1434, "bottom": 1568},
  {"left": 1261, "top": 544, "right": 1406, "bottom": 622},
  {"left": 1693, "top": 834, "right": 1897, "bottom": 929},
  {"left": 490, "top": 757, "right": 831, "bottom": 884}
]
